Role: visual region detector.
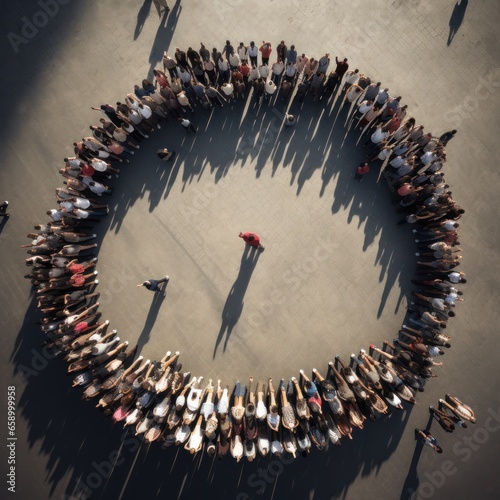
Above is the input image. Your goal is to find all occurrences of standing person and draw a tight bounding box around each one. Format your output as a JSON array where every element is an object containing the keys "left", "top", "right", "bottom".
[
  {"left": 239, "top": 231, "right": 265, "bottom": 250},
  {"left": 229, "top": 51, "right": 240, "bottom": 71},
  {"left": 318, "top": 53, "right": 330, "bottom": 75},
  {"left": 205, "top": 85, "right": 226, "bottom": 107},
  {"left": 334, "top": 56, "right": 349, "bottom": 79},
  {"left": 283, "top": 61, "right": 296, "bottom": 83},
  {"left": 203, "top": 58, "right": 217, "bottom": 85},
  {"left": 0, "top": 201, "right": 9, "bottom": 217},
  {"left": 187, "top": 47, "right": 201, "bottom": 68},
  {"left": 248, "top": 41, "right": 258, "bottom": 67},
  {"left": 211, "top": 47, "right": 222, "bottom": 68},
  {"left": 179, "top": 117, "right": 196, "bottom": 133},
  {"left": 152, "top": 0, "right": 169, "bottom": 18},
  {"left": 237, "top": 42, "right": 248, "bottom": 61},
  {"left": 91, "top": 104, "right": 123, "bottom": 127},
  {"left": 157, "top": 148, "right": 176, "bottom": 161},
  {"left": 163, "top": 52, "right": 178, "bottom": 79},
  {"left": 354, "top": 162, "right": 370, "bottom": 181},
  {"left": 175, "top": 48, "right": 189, "bottom": 70},
  {"left": 363, "top": 81, "right": 381, "bottom": 102},
  {"left": 296, "top": 53, "right": 309, "bottom": 75},
  {"left": 276, "top": 40, "right": 287, "bottom": 63},
  {"left": 199, "top": 43, "right": 210, "bottom": 62},
  {"left": 271, "top": 59, "right": 285, "bottom": 84},
  {"left": 439, "top": 129, "right": 457, "bottom": 146},
  {"left": 259, "top": 42, "right": 272, "bottom": 65},
  {"left": 137, "top": 276, "right": 170, "bottom": 292},
  {"left": 286, "top": 44, "right": 297, "bottom": 64},
  {"left": 414, "top": 429, "right": 443, "bottom": 453},
  {"left": 223, "top": 40, "right": 234, "bottom": 60}
]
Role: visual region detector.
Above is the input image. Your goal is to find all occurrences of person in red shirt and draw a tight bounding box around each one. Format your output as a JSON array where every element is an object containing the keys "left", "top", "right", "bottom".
[
  {"left": 239, "top": 231, "right": 265, "bottom": 250},
  {"left": 259, "top": 42, "right": 272, "bottom": 65},
  {"left": 354, "top": 162, "right": 369, "bottom": 181}
]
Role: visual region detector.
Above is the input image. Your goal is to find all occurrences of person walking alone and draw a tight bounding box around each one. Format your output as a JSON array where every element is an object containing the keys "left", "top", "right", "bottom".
[
  {"left": 137, "top": 276, "right": 170, "bottom": 292},
  {"left": 239, "top": 231, "right": 265, "bottom": 250}
]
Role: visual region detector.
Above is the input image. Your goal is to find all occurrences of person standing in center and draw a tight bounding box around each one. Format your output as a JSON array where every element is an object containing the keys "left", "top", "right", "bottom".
[
  {"left": 259, "top": 42, "right": 272, "bottom": 65},
  {"left": 239, "top": 231, "right": 265, "bottom": 250}
]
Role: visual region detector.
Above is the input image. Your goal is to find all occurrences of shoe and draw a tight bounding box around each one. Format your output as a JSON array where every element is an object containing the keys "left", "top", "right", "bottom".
[
  {"left": 415, "top": 253, "right": 420, "bottom": 256},
  {"left": 415, "top": 239, "right": 419, "bottom": 243},
  {"left": 92, "top": 234, "right": 97, "bottom": 238},
  {"left": 144, "top": 135, "right": 149, "bottom": 139},
  {"left": 412, "top": 229, "right": 417, "bottom": 233},
  {"left": 165, "top": 275, "right": 170, "bottom": 282},
  {"left": 130, "top": 151, "right": 134, "bottom": 155},
  {"left": 157, "top": 124, "right": 162, "bottom": 129}
]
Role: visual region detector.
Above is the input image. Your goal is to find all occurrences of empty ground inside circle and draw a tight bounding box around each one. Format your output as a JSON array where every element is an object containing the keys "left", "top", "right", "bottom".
[{"left": 96, "top": 99, "right": 416, "bottom": 382}]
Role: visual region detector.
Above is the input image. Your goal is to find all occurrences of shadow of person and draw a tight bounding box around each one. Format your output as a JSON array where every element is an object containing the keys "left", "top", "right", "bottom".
[
  {"left": 0, "top": 215, "right": 9, "bottom": 233},
  {"left": 146, "top": 0, "right": 182, "bottom": 79},
  {"left": 447, "top": 0, "right": 468, "bottom": 46},
  {"left": 213, "top": 245, "right": 261, "bottom": 358},
  {"left": 400, "top": 412, "right": 435, "bottom": 499},
  {"left": 136, "top": 281, "right": 167, "bottom": 353},
  {"left": 134, "top": 0, "right": 152, "bottom": 40}
]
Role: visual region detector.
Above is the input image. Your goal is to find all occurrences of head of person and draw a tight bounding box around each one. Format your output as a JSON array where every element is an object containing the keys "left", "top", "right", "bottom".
[
  {"left": 451, "top": 129, "right": 457, "bottom": 134},
  {"left": 250, "top": 41, "right": 255, "bottom": 47},
  {"left": 343, "top": 57, "right": 347, "bottom": 62},
  {"left": 226, "top": 40, "right": 230, "bottom": 45},
  {"left": 248, "top": 235, "right": 254, "bottom": 241},
  {"left": 460, "top": 277, "right": 467, "bottom": 283},
  {"left": 305, "top": 381, "right": 312, "bottom": 389},
  {"left": 376, "top": 82, "right": 381, "bottom": 86},
  {"left": 200, "top": 43, "right": 205, "bottom": 49},
  {"left": 290, "top": 44, "right": 295, "bottom": 50}
]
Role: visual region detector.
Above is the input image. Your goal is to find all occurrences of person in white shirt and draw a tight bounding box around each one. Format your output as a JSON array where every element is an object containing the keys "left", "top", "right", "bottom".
[
  {"left": 247, "top": 41, "right": 258, "bottom": 67},
  {"left": 264, "top": 79, "right": 277, "bottom": 99},
  {"left": 249, "top": 65, "right": 260, "bottom": 81},
  {"left": 342, "top": 69, "right": 360, "bottom": 91},
  {"left": 221, "top": 83, "right": 234, "bottom": 101},
  {"left": 283, "top": 62, "right": 296, "bottom": 82},
  {"left": 259, "top": 64, "right": 269, "bottom": 79},
  {"left": 271, "top": 60, "right": 285, "bottom": 83},
  {"left": 363, "top": 125, "right": 388, "bottom": 148},
  {"left": 229, "top": 52, "right": 240, "bottom": 70},
  {"left": 237, "top": 42, "right": 248, "bottom": 62}
]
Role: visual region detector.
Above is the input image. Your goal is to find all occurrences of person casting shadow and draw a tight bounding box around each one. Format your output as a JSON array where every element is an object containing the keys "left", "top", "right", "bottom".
[
  {"left": 213, "top": 245, "right": 260, "bottom": 358},
  {"left": 399, "top": 412, "right": 434, "bottom": 499},
  {"left": 136, "top": 280, "right": 168, "bottom": 353},
  {"left": 447, "top": 0, "right": 468, "bottom": 46}
]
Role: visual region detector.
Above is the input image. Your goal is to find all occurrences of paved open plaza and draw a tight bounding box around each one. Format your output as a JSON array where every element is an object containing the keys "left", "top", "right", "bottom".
[{"left": 1, "top": 0, "right": 499, "bottom": 499}]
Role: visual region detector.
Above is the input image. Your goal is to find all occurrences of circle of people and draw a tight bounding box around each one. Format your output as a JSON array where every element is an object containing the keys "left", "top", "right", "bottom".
[{"left": 24, "top": 38, "right": 471, "bottom": 462}]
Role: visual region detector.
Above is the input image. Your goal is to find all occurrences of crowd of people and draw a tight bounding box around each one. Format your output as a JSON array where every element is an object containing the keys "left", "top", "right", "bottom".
[{"left": 24, "top": 37, "right": 468, "bottom": 461}]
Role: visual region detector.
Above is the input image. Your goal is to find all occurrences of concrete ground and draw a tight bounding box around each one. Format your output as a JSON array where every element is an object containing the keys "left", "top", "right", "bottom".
[{"left": 1, "top": 0, "right": 499, "bottom": 499}]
